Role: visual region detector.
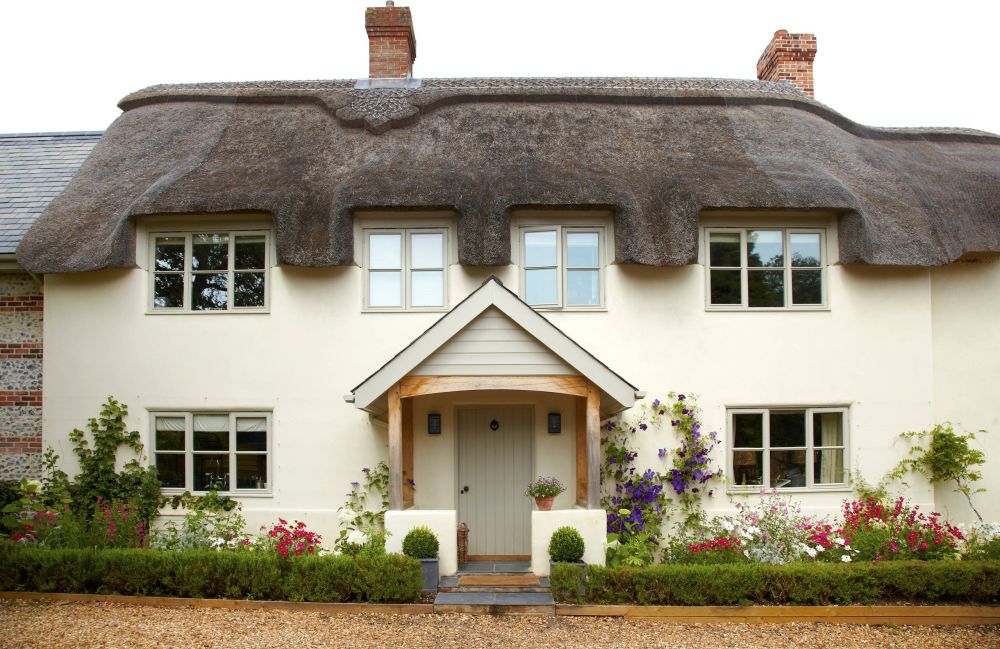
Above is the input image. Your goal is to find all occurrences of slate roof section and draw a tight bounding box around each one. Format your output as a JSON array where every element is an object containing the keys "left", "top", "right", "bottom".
[{"left": 0, "top": 132, "right": 102, "bottom": 255}]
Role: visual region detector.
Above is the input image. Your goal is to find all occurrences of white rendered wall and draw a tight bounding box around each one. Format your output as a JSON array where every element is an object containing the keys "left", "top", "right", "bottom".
[
  {"left": 41, "top": 210, "right": 990, "bottom": 550},
  {"left": 384, "top": 509, "right": 458, "bottom": 576},
  {"left": 930, "top": 257, "right": 1000, "bottom": 523},
  {"left": 531, "top": 509, "right": 606, "bottom": 576}
]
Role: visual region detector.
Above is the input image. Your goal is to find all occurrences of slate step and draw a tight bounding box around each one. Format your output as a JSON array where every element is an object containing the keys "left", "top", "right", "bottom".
[
  {"left": 459, "top": 560, "right": 532, "bottom": 574},
  {"left": 439, "top": 575, "right": 550, "bottom": 589},
  {"left": 433, "top": 590, "right": 555, "bottom": 615},
  {"left": 438, "top": 585, "right": 551, "bottom": 593}
]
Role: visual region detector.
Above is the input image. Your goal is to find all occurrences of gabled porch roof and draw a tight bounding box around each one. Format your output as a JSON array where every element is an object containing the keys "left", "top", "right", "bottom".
[{"left": 348, "top": 276, "right": 641, "bottom": 417}]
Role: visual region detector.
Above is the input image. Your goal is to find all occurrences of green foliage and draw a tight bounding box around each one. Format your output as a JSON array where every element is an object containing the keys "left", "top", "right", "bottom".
[
  {"left": 0, "top": 544, "right": 422, "bottom": 603},
  {"left": 151, "top": 489, "right": 249, "bottom": 551},
  {"left": 891, "top": 423, "right": 987, "bottom": 522},
  {"left": 551, "top": 561, "right": 1000, "bottom": 606},
  {"left": 965, "top": 539, "right": 1000, "bottom": 562},
  {"left": 548, "top": 526, "right": 585, "bottom": 563},
  {"left": 401, "top": 526, "right": 439, "bottom": 559},
  {"left": 606, "top": 532, "right": 656, "bottom": 567},
  {"left": 65, "top": 397, "right": 161, "bottom": 525},
  {"left": 336, "top": 462, "right": 391, "bottom": 552},
  {"left": 0, "top": 481, "right": 19, "bottom": 511},
  {"left": 158, "top": 489, "right": 239, "bottom": 512},
  {"left": 849, "top": 469, "right": 895, "bottom": 504}
]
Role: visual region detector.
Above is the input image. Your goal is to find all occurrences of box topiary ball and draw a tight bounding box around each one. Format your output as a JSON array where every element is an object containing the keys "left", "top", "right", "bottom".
[
  {"left": 402, "top": 525, "right": 439, "bottom": 559},
  {"left": 548, "top": 526, "right": 585, "bottom": 563}
]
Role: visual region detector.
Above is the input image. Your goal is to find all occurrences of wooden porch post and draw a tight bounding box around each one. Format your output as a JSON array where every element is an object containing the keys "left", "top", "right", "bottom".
[
  {"left": 586, "top": 381, "right": 601, "bottom": 509},
  {"left": 402, "top": 398, "right": 414, "bottom": 507},
  {"left": 387, "top": 381, "right": 403, "bottom": 511}
]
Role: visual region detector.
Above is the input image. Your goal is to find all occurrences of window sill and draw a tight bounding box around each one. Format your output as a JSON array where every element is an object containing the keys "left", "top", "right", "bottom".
[
  {"left": 706, "top": 306, "right": 829, "bottom": 313},
  {"left": 727, "top": 485, "right": 852, "bottom": 495},
  {"left": 530, "top": 306, "right": 608, "bottom": 313},
  {"left": 361, "top": 307, "right": 450, "bottom": 314},
  {"left": 159, "top": 489, "right": 273, "bottom": 499},
  {"left": 146, "top": 309, "right": 271, "bottom": 316}
]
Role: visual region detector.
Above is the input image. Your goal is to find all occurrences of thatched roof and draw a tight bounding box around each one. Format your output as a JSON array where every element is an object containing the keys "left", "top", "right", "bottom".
[{"left": 16, "top": 77, "right": 1000, "bottom": 272}]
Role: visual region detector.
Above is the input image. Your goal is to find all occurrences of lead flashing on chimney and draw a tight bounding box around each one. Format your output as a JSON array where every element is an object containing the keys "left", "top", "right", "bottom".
[{"left": 354, "top": 78, "right": 422, "bottom": 90}]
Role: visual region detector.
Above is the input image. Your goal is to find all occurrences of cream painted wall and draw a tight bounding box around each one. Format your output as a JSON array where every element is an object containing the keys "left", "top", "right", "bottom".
[
  {"left": 930, "top": 257, "right": 1000, "bottom": 523},
  {"left": 40, "top": 212, "right": 994, "bottom": 555}
]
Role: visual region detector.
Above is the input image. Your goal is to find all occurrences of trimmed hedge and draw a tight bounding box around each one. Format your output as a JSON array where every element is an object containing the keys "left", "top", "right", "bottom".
[
  {"left": 0, "top": 545, "right": 422, "bottom": 603},
  {"left": 550, "top": 561, "right": 1000, "bottom": 606}
]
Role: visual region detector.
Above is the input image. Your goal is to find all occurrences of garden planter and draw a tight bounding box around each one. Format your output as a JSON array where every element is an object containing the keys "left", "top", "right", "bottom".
[
  {"left": 419, "top": 558, "right": 439, "bottom": 592},
  {"left": 534, "top": 496, "right": 554, "bottom": 511}
]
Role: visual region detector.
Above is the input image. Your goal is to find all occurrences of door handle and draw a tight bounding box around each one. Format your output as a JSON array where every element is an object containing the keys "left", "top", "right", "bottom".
[{"left": 461, "top": 485, "right": 469, "bottom": 494}]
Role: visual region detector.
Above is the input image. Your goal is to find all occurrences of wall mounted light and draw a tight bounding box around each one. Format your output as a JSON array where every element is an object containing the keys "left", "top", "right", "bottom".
[
  {"left": 427, "top": 413, "right": 442, "bottom": 435},
  {"left": 548, "top": 412, "right": 561, "bottom": 434}
]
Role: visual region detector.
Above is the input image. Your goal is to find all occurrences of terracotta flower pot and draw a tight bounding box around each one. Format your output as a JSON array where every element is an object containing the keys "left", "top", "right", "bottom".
[{"left": 534, "top": 496, "right": 555, "bottom": 511}]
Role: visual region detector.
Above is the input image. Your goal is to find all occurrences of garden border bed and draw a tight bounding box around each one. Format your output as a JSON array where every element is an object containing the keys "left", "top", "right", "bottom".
[{"left": 3, "top": 592, "right": 1000, "bottom": 624}]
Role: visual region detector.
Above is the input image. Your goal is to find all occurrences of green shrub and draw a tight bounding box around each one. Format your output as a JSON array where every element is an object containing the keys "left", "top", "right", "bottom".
[
  {"left": 401, "top": 526, "right": 439, "bottom": 559},
  {"left": 552, "top": 560, "right": 1000, "bottom": 606},
  {"left": 966, "top": 538, "right": 1000, "bottom": 562},
  {"left": 0, "top": 544, "right": 421, "bottom": 603},
  {"left": 548, "top": 526, "right": 585, "bottom": 563}
]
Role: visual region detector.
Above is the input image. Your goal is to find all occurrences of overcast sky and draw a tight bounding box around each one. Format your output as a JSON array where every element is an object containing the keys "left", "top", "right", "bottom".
[{"left": 2, "top": 0, "right": 998, "bottom": 135}]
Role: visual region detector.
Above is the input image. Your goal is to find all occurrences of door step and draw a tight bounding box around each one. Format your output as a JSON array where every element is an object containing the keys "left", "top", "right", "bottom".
[{"left": 433, "top": 591, "right": 555, "bottom": 615}]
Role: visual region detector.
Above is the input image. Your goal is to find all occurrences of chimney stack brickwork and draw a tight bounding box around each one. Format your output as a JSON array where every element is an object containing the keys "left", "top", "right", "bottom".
[
  {"left": 365, "top": 4, "right": 417, "bottom": 79},
  {"left": 757, "top": 30, "right": 817, "bottom": 97}
]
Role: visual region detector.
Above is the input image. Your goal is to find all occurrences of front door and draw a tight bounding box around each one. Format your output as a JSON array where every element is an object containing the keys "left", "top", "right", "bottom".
[{"left": 457, "top": 405, "right": 533, "bottom": 556}]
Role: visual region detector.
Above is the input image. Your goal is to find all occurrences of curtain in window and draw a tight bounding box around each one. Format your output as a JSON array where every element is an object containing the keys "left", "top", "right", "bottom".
[{"left": 817, "top": 413, "right": 843, "bottom": 483}]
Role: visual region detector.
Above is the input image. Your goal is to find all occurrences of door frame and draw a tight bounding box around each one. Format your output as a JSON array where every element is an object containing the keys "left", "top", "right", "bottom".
[{"left": 454, "top": 403, "right": 535, "bottom": 558}]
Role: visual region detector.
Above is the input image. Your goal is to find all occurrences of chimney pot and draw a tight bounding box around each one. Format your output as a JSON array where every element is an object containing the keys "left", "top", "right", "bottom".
[
  {"left": 365, "top": 3, "right": 417, "bottom": 79},
  {"left": 757, "top": 29, "right": 817, "bottom": 97}
]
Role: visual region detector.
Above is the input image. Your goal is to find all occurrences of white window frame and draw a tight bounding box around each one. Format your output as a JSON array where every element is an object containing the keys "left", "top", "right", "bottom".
[
  {"left": 705, "top": 227, "right": 826, "bottom": 310},
  {"left": 148, "top": 229, "right": 270, "bottom": 313},
  {"left": 151, "top": 411, "right": 273, "bottom": 496},
  {"left": 518, "top": 225, "right": 606, "bottom": 310},
  {"left": 727, "top": 406, "right": 848, "bottom": 493},
  {"left": 362, "top": 227, "right": 449, "bottom": 312}
]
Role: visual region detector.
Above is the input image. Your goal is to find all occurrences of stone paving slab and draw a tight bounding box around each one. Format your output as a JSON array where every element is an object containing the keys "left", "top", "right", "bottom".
[{"left": 433, "top": 591, "right": 554, "bottom": 606}]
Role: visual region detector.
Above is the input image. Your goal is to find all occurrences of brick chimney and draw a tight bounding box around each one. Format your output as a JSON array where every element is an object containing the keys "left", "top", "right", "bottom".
[
  {"left": 365, "top": 1, "right": 417, "bottom": 79},
  {"left": 756, "top": 30, "right": 817, "bottom": 97}
]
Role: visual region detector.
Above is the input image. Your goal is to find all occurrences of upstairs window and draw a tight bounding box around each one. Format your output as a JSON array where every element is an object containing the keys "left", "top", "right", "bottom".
[
  {"left": 364, "top": 228, "right": 447, "bottom": 310},
  {"left": 153, "top": 412, "right": 271, "bottom": 493},
  {"left": 729, "top": 407, "right": 847, "bottom": 490},
  {"left": 706, "top": 228, "right": 824, "bottom": 309},
  {"left": 151, "top": 231, "right": 268, "bottom": 312},
  {"left": 521, "top": 226, "right": 604, "bottom": 308}
]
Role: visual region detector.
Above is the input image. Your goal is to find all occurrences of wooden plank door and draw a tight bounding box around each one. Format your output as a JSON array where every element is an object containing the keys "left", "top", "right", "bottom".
[{"left": 457, "top": 405, "right": 533, "bottom": 556}]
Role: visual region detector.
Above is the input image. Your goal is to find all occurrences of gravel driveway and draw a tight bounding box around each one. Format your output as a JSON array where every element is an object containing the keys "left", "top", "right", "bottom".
[{"left": 1, "top": 601, "right": 998, "bottom": 649}]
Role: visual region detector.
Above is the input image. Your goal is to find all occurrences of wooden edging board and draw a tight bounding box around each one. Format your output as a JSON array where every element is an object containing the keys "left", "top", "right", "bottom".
[
  {"left": 3, "top": 593, "right": 999, "bottom": 624},
  {"left": 0, "top": 592, "right": 433, "bottom": 615},
  {"left": 556, "top": 604, "right": 1000, "bottom": 625}
]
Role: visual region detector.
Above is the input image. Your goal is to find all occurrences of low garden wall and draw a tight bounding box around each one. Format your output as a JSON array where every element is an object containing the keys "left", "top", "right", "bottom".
[
  {"left": 384, "top": 509, "right": 458, "bottom": 576},
  {"left": 531, "top": 509, "right": 606, "bottom": 576}
]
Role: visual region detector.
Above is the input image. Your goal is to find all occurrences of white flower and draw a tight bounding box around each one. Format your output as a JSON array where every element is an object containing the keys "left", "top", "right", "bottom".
[
  {"left": 841, "top": 555, "right": 852, "bottom": 563},
  {"left": 815, "top": 545, "right": 825, "bottom": 553},
  {"left": 721, "top": 520, "right": 735, "bottom": 533},
  {"left": 804, "top": 546, "right": 817, "bottom": 558},
  {"left": 834, "top": 537, "right": 846, "bottom": 546},
  {"left": 345, "top": 529, "right": 368, "bottom": 545},
  {"left": 337, "top": 508, "right": 358, "bottom": 523},
  {"left": 844, "top": 545, "right": 851, "bottom": 551}
]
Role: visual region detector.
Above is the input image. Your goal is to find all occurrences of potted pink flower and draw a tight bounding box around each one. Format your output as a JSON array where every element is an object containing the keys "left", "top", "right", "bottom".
[{"left": 525, "top": 476, "right": 565, "bottom": 511}]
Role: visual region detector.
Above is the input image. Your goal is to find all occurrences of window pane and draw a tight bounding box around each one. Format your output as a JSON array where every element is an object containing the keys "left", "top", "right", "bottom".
[
  {"left": 411, "top": 233, "right": 443, "bottom": 268},
  {"left": 369, "top": 271, "right": 401, "bottom": 307},
  {"left": 524, "top": 230, "right": 557, "bottom": 267},
  {"left": 792, "top": 270, "right": 822, "bottom": 305},
  {"left": 194, "top": 454, "right": 229, "bottom": 491},
  {"left": 153, "top": 274, "right": 184, "bottom": 308},
  {"left": 567, "top": 269, "right": 600, "bottom": 305},
  {"left": 525, "top": 268, "right": 558, "bottom": 305},
  {"left": 191, "top": 273, "right": 229, "bottom": 310},
  {"left": 709, "top": 232, "right": 740, "bottom": 267},
  {"left": 154, "top": 416, "right": 185, "bottom": 451},
  {"left": 733, "top": 413, "right": 763, "bottom": 447},
  {"left": 411, "top": 270, "right": 444, "bottom": 307},
  {"left": 732, "top": 451, "right": 763, "bottom": 486},
  {"left": 748, "top": 269, "right": 784, "bottom": 307},
  {"left": 194, "top": 414, "right": 229, "bottom": 451},
  {"left": 235, "top": 236, "right": 266, "bottom": 270},
  {"left": 813, "top": 412, "right": 844, "bottom": 447},
  {"left": 814, "top": 449, "right": 845, "bottom": 484},
  {"left": 747, "top": 230, "right": 783, "bottom": 268},
  {"left": 710, "top": 269, "right": 741, "bottom": 305},
  {"left": 236, "top": 419, "right": 267, "bottom": 452},
  {"left": 566, "top": 232, "right": 599, "bottom": 268},
  {"left": 770, "top": 411, "right": 806, "bottom": 447},
  {"left": 369, "top": 234, "right": 401, "bottom": 269},
  {"left": 155, "top": 454, "right": 185, "bottom": 489},
  {"left": 154, "top": 237, "right": 185, "bottom": 271},
  {"left": 234, "top": 272, "right": 265, "bottom": 308},
  {"left": 236, "top": 455, "right": 268, "bottom": 490},
  {"left": 790, "top": 233, "right": 821, "bottom": 267},
  {"left": 192, "top": 233, "right": 229, "bottom": 270},
  {"left": 771, "top": 450, "right": 807, "bottom": 488}
]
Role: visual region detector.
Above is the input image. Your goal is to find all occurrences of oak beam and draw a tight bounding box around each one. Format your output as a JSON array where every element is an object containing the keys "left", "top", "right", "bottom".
[
  {"left": 402, "top": 397, "right": 414, "bottom": 507},
  {"left": 576, "top": 397, "right": 588, "bottom": 507},
  {"left": 399, "top": 375, "right": 588, "bottom": 399},
  {"left": 387, "top": 382, "right": 402, "bottom": 511},
  {"left": 586, "top": 381, "right": 601, "bottom": 509}
]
